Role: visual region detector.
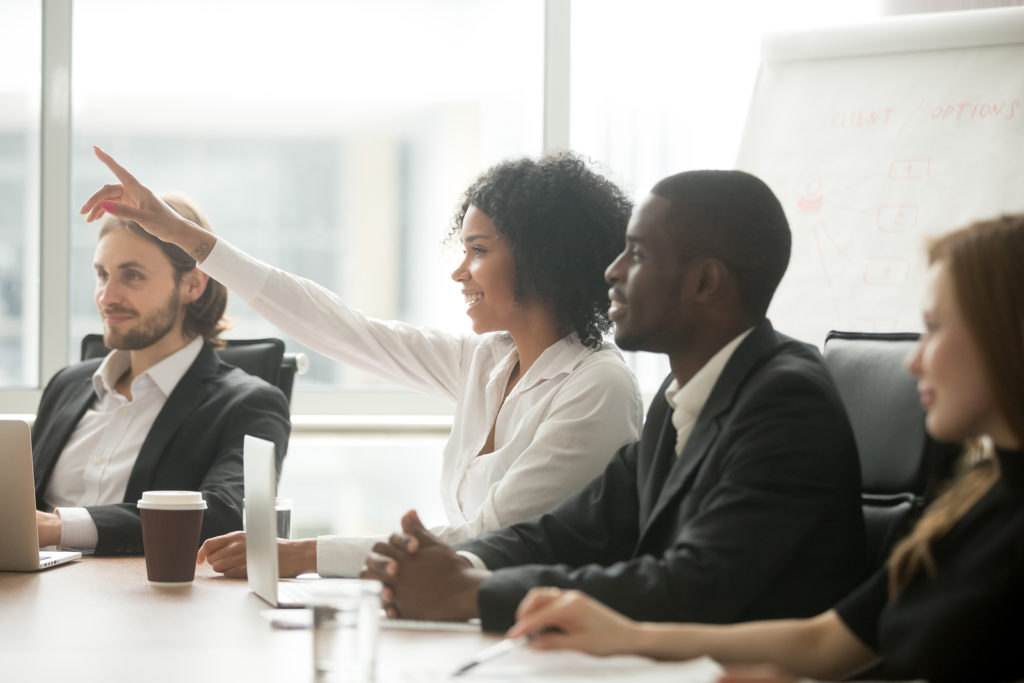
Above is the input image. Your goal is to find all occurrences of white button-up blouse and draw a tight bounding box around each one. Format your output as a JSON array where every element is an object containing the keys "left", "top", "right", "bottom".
[{"left": 200, "top": 239, "right": 643, "bottom": 576}]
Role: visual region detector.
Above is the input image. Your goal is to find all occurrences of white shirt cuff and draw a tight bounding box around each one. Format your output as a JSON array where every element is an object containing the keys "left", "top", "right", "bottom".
[
  {"left": 315, "top": 535, "right": 384, "bottom": 578},
  {"left": 55, "top": 507, "right": 98, "bottom": 552},
  {"left": 197, "top": 238, "right": 269, "bottom": 303},
  {"left": 456, "top": 550, "right": 487, "bottom": 570}
]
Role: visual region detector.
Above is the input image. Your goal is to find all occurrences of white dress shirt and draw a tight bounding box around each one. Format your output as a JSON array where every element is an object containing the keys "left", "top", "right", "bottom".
[
  {"left": 199, "top": 239, "right": 643, "bottom": 576},
  {"left": 459, "top": 326, "right": 754, "bottom": 571},
  {"left": 44, "top": 336, "right": 204, "bottom": 551},
  {"left": 663, "top": 328, "right": 753, "bottom": 456}
]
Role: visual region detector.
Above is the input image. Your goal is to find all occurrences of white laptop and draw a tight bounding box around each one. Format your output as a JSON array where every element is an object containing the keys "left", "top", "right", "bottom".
[
  {"left": 0, "top": 420, "right": 82, "bottom": 571},
  {"left": 243, "top": 434, "right": 314, "bottom": 607},
  {"left": 242, "top": 435, "right": 481, "bottom": 631}
]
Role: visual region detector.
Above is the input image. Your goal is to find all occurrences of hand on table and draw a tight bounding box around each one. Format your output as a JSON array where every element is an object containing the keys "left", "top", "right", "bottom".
[
  {"left": 507, "top": 587, "right": 641, "bottom": 656},
  {"left": 359, "top": 509, "right": 485, "bottom": 621},
  {"left": 36, "top": 510, "right": 61, "bottom": 548},
  {"left": 197, "top": 531, "right": 317, "bottom": 578}
]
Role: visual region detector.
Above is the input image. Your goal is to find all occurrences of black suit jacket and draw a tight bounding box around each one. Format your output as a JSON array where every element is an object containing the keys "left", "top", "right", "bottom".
[
  {"left": 456, "top": 319, "right": 866, "bottom": 632},
  {"left": 32, "top": 343, "right": 291, "bottom": 556}
]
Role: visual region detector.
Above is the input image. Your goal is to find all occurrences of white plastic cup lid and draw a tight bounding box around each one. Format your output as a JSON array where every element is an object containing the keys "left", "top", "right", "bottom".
[
  {"left": 241, "top": 497, "right": 293, "bottom": 508},
  {"left": 137, "top": 490, "right": 208, "bottom": 510}
]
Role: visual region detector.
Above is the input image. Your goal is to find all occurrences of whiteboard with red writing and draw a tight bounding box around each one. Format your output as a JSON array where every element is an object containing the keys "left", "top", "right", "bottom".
[{"left": 736, "top": 7, "right": 1024, "bottom": 346}]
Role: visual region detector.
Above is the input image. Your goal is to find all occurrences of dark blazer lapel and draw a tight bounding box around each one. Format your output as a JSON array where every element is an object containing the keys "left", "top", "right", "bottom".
[
  {"left": 34, "top": 375, "right": 98, "bottom": 496},
  {"left": 637, "top": 319, "right": 779, "bottom": 544},
  {"left": 638, "top": 407, "right": 679, "bottom": 523},
  {"left": 122, "top": 344, "right": 217, "bottom": 502}
]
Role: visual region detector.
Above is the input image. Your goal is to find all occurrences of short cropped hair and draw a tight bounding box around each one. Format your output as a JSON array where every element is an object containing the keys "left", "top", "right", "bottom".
[
  {"left": 450, "top": 153, "right": 632, "bottom": 349},
  {"left": 99, "top": 193, "right": 228, "bottom": 347},
  {"left": 651, "top": 170, "right": 790, "bottom": 318}
]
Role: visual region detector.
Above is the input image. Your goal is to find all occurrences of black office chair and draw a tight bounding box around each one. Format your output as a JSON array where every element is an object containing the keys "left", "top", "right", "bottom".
[
  {"left": 822, "top": 331, "right": 930, "bottom": 572},
  {"left": 80, "top": 333, "right": 304, "bottom": 406}
]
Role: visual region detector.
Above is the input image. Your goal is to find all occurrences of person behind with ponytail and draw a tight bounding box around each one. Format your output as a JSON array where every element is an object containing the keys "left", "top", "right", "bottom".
[
  {"left": 507, "top": 214, "right": 1024, "bottom": 683},
  {"left": 33, "top": 193, "right": 290, "bottom": 556}
]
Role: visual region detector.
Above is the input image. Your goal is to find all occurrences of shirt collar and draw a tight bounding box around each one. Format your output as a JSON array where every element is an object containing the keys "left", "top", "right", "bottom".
[
  {"left": 92, "top": 336, "right": 205, "bottom": 400},
  {"left": 487, "top": 333, "right": 610, "bottom": 392},
  {"left": 518, "top": 333, "right": 609, "bottom": 390},
  {"left": 664, "top": 327, "right": 755, "bottom": 420}
]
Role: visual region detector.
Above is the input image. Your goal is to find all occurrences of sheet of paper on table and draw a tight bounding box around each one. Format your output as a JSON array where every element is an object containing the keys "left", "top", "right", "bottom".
[{"left": 402, "top": 649, "right": 722, "bottom": 682}]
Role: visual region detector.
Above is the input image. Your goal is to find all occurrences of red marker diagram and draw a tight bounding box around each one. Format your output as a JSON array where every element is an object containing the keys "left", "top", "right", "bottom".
[
  {"left": 797, "top": 179, "right": 824, "bottom": 214},
  {"left": 877, "top": 205, "right": 919, "bottom": 233},
  {"left": 863, "top": 259, "right": 910, "bottom": 287},
  {"left": 888, "top": 158, "right": 930, "bottom": 179}
]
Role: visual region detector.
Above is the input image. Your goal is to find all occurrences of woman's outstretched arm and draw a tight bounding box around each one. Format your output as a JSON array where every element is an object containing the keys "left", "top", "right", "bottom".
[{"left": 508, "top": 588, "right": 879, "bottom": 681}]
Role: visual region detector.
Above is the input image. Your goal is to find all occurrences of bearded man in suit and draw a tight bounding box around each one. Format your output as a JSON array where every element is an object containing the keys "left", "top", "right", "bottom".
[{"left": 34, "top": 195, "right": 290, "bottom": 556}]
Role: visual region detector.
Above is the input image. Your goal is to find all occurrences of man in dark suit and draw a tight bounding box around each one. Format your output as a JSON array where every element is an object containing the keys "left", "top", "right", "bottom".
[
  {"left": 361, "top": 170, "right": 865, "bottom": 632},
  {"left": 34, "top": 195, "right": 290, "bottom": 556}
]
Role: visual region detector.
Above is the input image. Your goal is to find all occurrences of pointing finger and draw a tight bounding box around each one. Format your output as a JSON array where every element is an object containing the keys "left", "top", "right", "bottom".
[{"left": 93, "top": 145, "right": 142, "bottom": 188}]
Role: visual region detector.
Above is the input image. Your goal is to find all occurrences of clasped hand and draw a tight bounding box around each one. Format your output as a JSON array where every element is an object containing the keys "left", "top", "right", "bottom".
[{"left": 359, "top": 509, "right": 485, "bottom": 621}]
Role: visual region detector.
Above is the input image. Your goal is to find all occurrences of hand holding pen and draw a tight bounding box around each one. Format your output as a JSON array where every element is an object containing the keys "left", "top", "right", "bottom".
[
  {"left": 509, "top": 587, "right": 644, "bottom": 657},
  {"left": 453, "top": 586, "right": 644, "bottom": 675},
  {"left": 451, "top": 630, "right": 550, "bottom": 676}
]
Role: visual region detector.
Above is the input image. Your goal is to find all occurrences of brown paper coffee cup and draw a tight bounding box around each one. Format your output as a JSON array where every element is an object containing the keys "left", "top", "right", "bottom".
[{"left": 137, "top": 491, "right": 207, "bottom": 586}]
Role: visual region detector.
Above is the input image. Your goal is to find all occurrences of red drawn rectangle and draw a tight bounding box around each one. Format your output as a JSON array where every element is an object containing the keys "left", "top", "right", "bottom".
[
  {"left": 888, "top": 159, "right": 930, "bottom": 179},
  {"left": 877, "top": 205, "right": 919, "bottom": 233}
]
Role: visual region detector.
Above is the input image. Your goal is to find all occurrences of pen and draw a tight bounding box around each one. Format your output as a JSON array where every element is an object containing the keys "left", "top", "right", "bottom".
[{"left": 450, "top": 632, "right": 537, "bottom": 676}]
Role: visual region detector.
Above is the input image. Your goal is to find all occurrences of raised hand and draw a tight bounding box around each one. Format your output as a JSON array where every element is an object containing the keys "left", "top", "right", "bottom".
[{"left": 80, "top": 146, "right": 217, "bottom": 262}]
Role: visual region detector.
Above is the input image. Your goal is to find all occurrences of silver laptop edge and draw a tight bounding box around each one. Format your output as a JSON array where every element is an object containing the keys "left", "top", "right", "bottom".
[{"left": 0, "top": 419, "right": 81, "bottom": 571}]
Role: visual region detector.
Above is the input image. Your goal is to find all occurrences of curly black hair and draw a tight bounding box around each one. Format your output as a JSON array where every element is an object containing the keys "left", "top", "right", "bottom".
[{"left": 449, "top": 152, "right": 632, "bottom": 349}]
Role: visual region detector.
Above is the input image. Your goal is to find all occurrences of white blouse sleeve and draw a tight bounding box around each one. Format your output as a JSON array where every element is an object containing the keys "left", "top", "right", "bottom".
[
  {"left": 432, "top": 357, "right": 643, "bottom": 545},
  {"left": 200, "top": 238, "right": 472, "bottom": 402},
  {"left": 315, "top": 535, "right": 382, "bottom": 578}
]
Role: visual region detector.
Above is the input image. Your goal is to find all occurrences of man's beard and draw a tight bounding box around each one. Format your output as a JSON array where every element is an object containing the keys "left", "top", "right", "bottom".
[{"left": 102, "top": 288, "right": 181, "bottom": 351}]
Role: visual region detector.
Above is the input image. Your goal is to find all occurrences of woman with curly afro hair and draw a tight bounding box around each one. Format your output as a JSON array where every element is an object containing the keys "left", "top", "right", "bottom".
[
  {"left": 84, "top": 147, "right": 643, "bottom": 580},
  {"left": 450, "top": 153, "right": 632, "bottom": 350}
]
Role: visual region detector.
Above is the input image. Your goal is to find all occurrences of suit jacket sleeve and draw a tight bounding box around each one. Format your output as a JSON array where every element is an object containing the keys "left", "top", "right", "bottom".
[
  {"left": 463, "top": 359, "right": 862, "bottom": 632},
  {"left": 87, "top": 375, "right": 291, "bottom": 556}
]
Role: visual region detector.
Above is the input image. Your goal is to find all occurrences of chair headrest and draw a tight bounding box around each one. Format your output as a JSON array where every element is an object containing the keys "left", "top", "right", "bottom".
[
  {"left": 220, "top": 338, "right": 285, "bottom": 387},
  {"left": 823, "top": 331, "right": 927, "bottom": 495}
]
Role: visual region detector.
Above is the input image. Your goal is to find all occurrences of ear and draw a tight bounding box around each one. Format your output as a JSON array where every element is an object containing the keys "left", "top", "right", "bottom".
[
  {"left": 693, "top": 259, "right": 727, "bottom": 303},
  {"left": 179, "top": 267, "right": 209, "bottom": 305}
]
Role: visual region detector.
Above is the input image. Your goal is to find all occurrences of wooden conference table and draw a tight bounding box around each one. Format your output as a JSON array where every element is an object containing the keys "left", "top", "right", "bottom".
[{"left": 0, "top": 556, "right": 498, "bottom": 682}]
